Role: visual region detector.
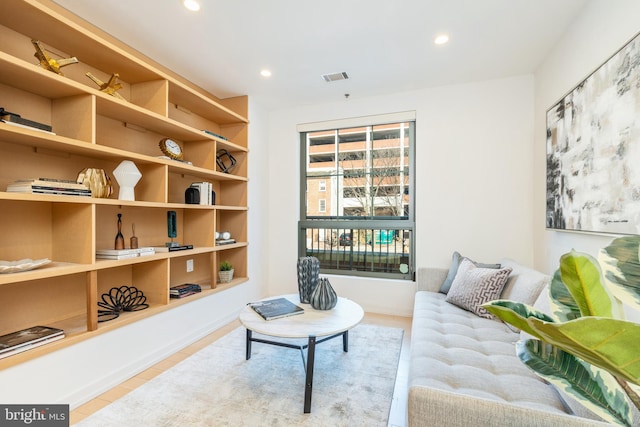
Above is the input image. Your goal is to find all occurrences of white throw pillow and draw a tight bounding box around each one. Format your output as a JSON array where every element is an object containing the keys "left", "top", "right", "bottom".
[{"left": 445, "top": 258, "right": 512, "bottom": 319}]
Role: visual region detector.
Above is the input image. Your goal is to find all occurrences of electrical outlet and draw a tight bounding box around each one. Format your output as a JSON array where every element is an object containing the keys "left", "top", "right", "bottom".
[{"left": 186, "top": 259, "right": 194, "bottom": 273}]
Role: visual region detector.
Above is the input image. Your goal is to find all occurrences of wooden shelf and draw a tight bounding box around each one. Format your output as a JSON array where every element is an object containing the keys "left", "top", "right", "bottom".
[{"left": 0, "top": 0, "right": 249, "bottom": 368}]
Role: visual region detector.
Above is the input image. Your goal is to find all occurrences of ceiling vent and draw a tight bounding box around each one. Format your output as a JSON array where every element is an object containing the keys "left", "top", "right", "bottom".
[{"left": 322, "top": 71, "right": 349, "bottom": 82}]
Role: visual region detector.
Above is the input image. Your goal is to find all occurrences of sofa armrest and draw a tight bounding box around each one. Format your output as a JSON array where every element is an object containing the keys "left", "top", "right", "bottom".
[{"left": 416, "top": 267, "right": 448, "bottom": 292}]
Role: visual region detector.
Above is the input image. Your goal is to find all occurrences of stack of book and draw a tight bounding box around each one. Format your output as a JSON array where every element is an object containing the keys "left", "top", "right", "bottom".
[
  {"left": 0, "top": 326, "right": 64, "bottom": 359},
  {"left": 7, "top": 178, "right": 91, "bottom": 197},
  {"left": 190, "top": 182, "right": 214, "bottom": 205},
  {"left": 96, "top": 247, "right": 155, "bottom": 260},
  {"left": 170, "top": 283, "right": 202, "bottom": 299}
]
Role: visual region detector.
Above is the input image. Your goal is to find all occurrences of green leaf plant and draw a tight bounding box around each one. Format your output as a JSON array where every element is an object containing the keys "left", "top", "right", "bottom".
[{"left": 483, "top": 236, "right": 640, "bottom": 426}]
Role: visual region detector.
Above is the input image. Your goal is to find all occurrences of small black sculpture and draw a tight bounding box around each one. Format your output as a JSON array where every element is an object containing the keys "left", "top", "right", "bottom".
[
  {"left": 216, "top": 149, "right": 237, "bottom": 173},
  {"left": 98, "top": 285, "right": 149, "bottom": 322}
]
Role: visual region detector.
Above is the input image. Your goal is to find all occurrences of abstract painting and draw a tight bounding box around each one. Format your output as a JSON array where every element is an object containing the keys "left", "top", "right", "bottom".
[{"left": 546, "top": 31, "right": 640, "bottom": 234}]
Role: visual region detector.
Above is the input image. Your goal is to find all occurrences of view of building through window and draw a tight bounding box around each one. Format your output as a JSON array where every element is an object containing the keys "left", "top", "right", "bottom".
[{"left": 299, "top": 119, "right": 414, "bottom": 279}]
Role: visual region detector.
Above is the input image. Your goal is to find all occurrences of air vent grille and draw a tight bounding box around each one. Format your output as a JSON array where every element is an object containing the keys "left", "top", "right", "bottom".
[{"left": 321, "top": 72, "right": 349, "bottom": 82}]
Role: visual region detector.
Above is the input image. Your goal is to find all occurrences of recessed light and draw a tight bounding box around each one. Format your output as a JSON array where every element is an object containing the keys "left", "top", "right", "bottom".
[
  {"left": 433, "top": 34, "right": 449, "bottom": 45},
  {"left": 183, "top": 0, "right": 200, "bottom": 12},
  {"left": 260, "top": 69, "right": 272, "bottom": 78}
]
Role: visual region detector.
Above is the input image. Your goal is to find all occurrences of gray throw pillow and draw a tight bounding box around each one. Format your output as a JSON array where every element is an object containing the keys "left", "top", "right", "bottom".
[
  {"left": 445, "top": 258, "right": 512, "bottom": 318},
  {"left": 439, "top": 251, "right": 501, "bottom": 294}
]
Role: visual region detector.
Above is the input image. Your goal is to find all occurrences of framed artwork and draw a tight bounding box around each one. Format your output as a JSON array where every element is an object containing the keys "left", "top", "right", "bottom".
[{"left": 546, "top": 31, "right": 640, "bottom": 234}]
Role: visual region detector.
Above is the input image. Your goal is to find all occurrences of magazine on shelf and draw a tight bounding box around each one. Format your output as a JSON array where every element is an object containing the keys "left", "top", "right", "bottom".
[
  {"left": 11, "top": 178, "right": 88, "bottom": 190},
  {"left": 249, "top": 297, "right": 304, "bottom": 321},
  {"left": 0, "top": 326, "right": 64, "bottom": 359}
]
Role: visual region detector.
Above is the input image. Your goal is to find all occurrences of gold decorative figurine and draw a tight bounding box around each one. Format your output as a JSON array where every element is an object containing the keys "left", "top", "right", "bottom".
[
  {"left": 31, "top": 39, "right": 78, "bottom": 75},
  {"left": 86, "top": 72, "right": 125, "bottom": 100}
]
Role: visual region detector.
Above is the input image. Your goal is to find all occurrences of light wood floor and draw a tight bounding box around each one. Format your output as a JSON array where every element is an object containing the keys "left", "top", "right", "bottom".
[{"left": 70, "top": 312, "right": 413, "bottom": 426}]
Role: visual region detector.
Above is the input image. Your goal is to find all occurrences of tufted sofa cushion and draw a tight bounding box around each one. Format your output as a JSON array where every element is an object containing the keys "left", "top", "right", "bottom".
[
  {"left": 408, "top": 286, "right": 609, "bottom": 426},
  {"left": 410, "top": 291, "right": 566, "bottom": 410}
]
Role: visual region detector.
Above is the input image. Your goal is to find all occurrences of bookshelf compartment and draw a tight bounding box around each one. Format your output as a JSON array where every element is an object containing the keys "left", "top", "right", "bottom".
[
  {"left": 183, "top": 210, "right": 216, "bottom": 247},
  {"left": 216, "top": 210, "right": 248, "bottom": 244},
  {"left": 184, "top": 139, "right": 216, "bottom": 171},
  {"left": 169, "top": 252, "right": 213, "bottom": 291},
  {"left": 167, "top": 81, "right": 247, "bottom": 126},
  {"left": 95, "top": 113, "right": 171, "bottom": 157},
  {"left": 96, "top": 259, "right": 169, "bottom": 309},
  {"left": 214, "top": 246, "right": 247, "bottom": 286},
  {"left": 0, "top": 200, "right": 92, "bottom": 264},
  {"left": 96, "top": 205, "right": 182, "bottom": 251},
  {"left": 215, "top": 148, "right": 247, "bottom": 178},
  {"left": 168, "top": 172, "right": 212, "bottom": 205},
  {"left": 215, "top": 180, "right": 248, "bottom": 208},
  {"left": 0, "top": 274, "right": 87, "bottom": 336},
  {"left": 0, "top": 81, "right": 94, "bottom": 143}
]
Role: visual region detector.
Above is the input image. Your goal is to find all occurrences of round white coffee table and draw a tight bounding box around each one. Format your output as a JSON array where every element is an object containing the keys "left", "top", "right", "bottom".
[{"left": 239, "top": 294, "right": 364, "bottom": 413}]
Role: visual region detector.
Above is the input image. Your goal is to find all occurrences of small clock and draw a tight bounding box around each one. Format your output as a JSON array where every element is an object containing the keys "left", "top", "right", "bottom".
[{"left": 159, "top": 138, "right": 183, "bottom": 160}]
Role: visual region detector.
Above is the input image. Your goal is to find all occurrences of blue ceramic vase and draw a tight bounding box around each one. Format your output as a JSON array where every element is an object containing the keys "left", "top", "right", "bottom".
[
  {"left": 297, "top": 257, "right": 320, "bottom": 304},
  {"left": 310, "top": 277, "right": 337, "bottom": 310}
]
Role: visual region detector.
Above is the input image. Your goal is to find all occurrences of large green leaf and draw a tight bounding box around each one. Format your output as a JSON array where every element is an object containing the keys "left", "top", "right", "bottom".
[
  {"left": 517, "top": 339, "right": 632, "bottom": 426},
  {"left": 483, "top": 300, "right": 555, "bottom": 339},
  {"left": 549, "top": 269, "right": 581, "bottom": 321},
  {"left": 600, "top": 236, "right": 640, "bottom": 310},
  {"left": 559, "top": 251, "right": 621, "bottom": 318},
  {"left": 484, "top": 302, "right": 640, "bottom": 385}
]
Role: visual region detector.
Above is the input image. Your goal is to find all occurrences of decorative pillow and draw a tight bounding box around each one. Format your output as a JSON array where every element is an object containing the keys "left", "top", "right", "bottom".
[
  {"left": 439, "top": 251, "right": 501, "bottom": 294},
  {"left": 499, "top": 258, "right": 549, "bottom": 306},
  {"left": 445, "top": 258, "right": 512, "bottom": 318}
]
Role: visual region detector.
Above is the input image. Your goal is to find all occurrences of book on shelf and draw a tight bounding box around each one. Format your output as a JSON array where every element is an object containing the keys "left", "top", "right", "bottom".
[
  {"left": 0, "top": 112, "right": 53, "bottom": 132},
  {"left": 151, "top": 244, "right": 194, "bottom": 252},
  {"left": 7, "top": 188, "right": 92, "bottom": 197},
  {"left": 215, "top": 238, "right": 237, "bottom": 245},
  {"left": 0, "top": 326, "right": 65, "bottom": 359},
  {"left": 96, "top": 247, "right": 155, "bottom": 259},
  {"left": 7, "top": 178, "right": 91, "bottom": 197},
  {"left": 190, "top": 182, "right": 212, "bottom": 205},
  {"left": 202, "top": 129, "right": 228, "bottom": 140},
  {"left": 12, "top": 178, "right": 88, "bottom": 190},
  {"left": 248, "top": 297, "right": 304, "bottom": 321},
  {"left": 0, "top": 119, "right": 56, "bottom": 134},
  {"left": 170, "top": 283, "right": 202, "bottom": 298}
]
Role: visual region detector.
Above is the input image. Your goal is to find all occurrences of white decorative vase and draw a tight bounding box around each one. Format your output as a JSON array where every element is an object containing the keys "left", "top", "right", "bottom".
[{"left": 113, "top": 160, "right": 142, "bottom": 201}]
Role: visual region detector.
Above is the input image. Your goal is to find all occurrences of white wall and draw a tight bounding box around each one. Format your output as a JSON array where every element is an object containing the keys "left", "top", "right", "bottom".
[
  {"left": 0, "top": 99, "right": 270, "bottom": 408},
  {"left": 267, "top": 75, "right": 535, "bottom": 316},
  {"left": 533, "top": 0, "right": 640, "bottom": 273}
]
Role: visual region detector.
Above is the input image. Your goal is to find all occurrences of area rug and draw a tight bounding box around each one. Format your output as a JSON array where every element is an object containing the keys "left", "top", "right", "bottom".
[{"left": 76, "top": 324, "right": 403, "bottom": 427}]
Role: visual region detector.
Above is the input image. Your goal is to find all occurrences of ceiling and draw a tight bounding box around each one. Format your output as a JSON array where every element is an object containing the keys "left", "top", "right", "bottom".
[{"left": 52, "top": 0, "right": 588, "bottom": 110}]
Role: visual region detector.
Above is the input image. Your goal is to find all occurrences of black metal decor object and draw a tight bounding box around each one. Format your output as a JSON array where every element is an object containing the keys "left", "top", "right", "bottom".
[
  {"left": 216, "top": 149, "right": 237, "bottom": 173},
  {"left": 98, "top": 285, "right": 149, "bottom": 322}
]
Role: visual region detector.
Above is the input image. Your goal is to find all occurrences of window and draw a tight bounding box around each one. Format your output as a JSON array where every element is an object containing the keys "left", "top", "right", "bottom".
[{"left": 298, "top": 112, "right": 415, "bottom": 279}]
